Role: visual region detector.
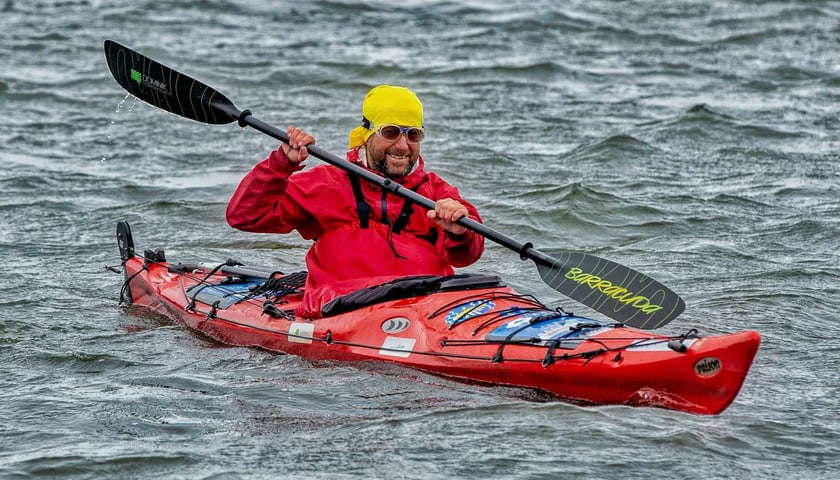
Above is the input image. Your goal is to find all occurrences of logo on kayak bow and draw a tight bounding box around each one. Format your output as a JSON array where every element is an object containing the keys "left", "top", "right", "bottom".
[{"left": 694, "top": 357, "right": 722, "bottom": 377}]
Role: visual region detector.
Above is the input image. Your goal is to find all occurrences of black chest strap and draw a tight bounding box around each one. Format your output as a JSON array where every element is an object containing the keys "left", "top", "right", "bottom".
[
  {"left": 349, "top": 174, "right": 370, "bottom": 229},
  {"left": 392, "top": 196, "right": 415, "bottom": 234},
  {"left": 349, "top": 173, "right": 418, "bottom": 233}
]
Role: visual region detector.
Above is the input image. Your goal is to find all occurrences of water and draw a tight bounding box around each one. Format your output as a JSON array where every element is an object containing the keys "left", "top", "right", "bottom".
[{"left": 2, "top": 0, "right": 839, "bottom": 478}]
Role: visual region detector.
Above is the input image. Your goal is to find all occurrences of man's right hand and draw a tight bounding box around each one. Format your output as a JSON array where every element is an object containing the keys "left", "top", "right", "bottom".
[{"left": 281, "top": 125, "right": 315, "bottom": 164}]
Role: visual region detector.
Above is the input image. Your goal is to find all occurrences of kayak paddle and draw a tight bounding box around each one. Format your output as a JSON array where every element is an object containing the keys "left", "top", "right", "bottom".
[{"left": 103, "top": 39, "right": 685, "bottom": 329}]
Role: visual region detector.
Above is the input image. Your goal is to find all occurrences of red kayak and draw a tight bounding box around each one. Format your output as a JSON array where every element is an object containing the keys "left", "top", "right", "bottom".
[{"left": 113, "top": 221, "right": 760, "bottom": 415}]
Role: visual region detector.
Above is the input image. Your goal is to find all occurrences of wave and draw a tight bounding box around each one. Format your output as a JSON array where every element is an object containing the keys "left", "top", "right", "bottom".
[
  {"left": 641, "top": 103, "right": 806, "bottom": 141},
  {"left": 565, "top": 134, "right": 662, "bottom": 161}
]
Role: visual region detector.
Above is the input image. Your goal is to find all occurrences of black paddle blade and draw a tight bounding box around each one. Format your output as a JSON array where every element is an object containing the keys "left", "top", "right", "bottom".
[
  {"left": 104, "top": 40, "right": 239, "bottom": 125},
  {"left": 534, "top": 251, "right": 685, "bottom": 329}
]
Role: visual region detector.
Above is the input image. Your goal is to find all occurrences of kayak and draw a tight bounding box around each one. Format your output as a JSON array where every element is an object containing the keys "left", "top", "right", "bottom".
[
  {"left": 103, "top": 40, "right": 759, "bottom": 415},
  {"left": 113, "top": 221, "right": 760, "bottom": 415}
]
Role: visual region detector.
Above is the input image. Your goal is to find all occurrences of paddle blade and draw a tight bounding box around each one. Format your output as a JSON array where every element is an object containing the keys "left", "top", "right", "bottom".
[
  {"left": 534, "top": 251, "right": 685, "bottom": 329},
  {"left": 104, "top": 40, "right": 239, "bottom": 125}
]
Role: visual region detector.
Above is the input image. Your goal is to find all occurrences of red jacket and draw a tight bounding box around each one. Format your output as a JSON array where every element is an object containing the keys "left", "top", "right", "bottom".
[{"left": 226, "top": 147, "right": 485, "bottom": 317}]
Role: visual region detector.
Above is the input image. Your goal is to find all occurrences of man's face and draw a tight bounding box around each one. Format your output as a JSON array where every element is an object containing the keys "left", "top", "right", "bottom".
[{"left": 365, "top": 128, "right": 421, "bottom": 178}]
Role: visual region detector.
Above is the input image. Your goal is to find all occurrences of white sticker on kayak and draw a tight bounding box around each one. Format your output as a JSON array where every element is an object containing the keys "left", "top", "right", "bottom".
[
  {"left": 288, "top": 322, "right": 314, "bottom": 344},
  {"left": 379, "top": 336, "right": 416, "bottom": 358}
]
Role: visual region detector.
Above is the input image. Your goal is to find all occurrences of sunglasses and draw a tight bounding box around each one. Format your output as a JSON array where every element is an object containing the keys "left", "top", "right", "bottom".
[{"left": 374, "top": 124, "right": 425, "bottom": 144}]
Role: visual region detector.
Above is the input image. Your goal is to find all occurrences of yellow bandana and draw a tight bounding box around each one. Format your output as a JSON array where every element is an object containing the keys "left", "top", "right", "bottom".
[{"left": 348, "top": 85, "right": 424, "bottom": 149}]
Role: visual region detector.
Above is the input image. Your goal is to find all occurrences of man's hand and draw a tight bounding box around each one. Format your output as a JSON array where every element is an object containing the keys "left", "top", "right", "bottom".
[
  {"left": 281, "top": 125, "right": 315, "bottom": 164},
  {"left": 428, "top": 198, "right": 469, "bottom": 235}
]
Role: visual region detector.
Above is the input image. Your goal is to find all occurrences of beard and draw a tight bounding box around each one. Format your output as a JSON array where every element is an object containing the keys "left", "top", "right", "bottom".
[{"left": 366, "top": 146, "right": 418, "bottom": 178}]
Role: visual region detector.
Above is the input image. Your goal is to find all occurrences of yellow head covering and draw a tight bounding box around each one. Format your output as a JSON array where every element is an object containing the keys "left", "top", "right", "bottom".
[{"left": 348, "top": 85, "right": 424, "bottom": 149}]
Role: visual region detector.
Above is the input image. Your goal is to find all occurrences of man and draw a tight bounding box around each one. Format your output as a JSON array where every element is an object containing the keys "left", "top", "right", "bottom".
[{"left": 226, "top": 85, "right": 484, "bottom": 318}]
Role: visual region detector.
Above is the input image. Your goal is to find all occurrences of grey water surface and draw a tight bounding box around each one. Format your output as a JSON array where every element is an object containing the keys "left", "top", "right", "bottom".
[{"left": 1, "top": 1, "right": 839, "bottom": 479}]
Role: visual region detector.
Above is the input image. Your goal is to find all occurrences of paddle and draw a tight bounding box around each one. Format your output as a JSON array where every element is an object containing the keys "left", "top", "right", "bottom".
[{"left": 103, "top": 39, "right": 685, "bottom": 329}]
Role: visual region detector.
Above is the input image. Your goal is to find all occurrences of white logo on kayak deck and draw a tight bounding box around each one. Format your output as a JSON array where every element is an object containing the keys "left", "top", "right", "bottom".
[
  {"left": 288, "top": 322, "right": 314, "bottom": 344},
  {"left": 379, "top": 336, "right": 416, "bottom": 358},
  {"left": 381, "top": 317, "right": 410, "bottom": 334}
]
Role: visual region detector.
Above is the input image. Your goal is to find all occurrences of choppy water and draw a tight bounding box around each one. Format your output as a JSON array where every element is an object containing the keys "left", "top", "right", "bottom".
[{"left": 2, "top": 1, "right": 839, "bottom": 478}]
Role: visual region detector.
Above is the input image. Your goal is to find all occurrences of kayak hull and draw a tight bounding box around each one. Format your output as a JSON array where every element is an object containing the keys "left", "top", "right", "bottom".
[{"left": 118, "top": 234, "right": 760, "bottom": 415}]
